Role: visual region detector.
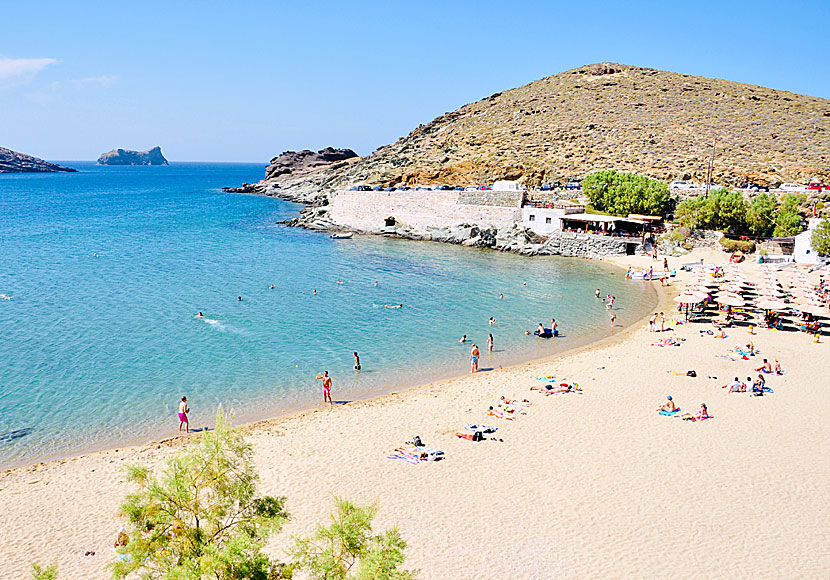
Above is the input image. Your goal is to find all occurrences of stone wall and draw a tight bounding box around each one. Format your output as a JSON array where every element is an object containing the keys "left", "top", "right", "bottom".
[
  {"left": 329, "top": 190, "right": 521, "bottom": 233},
  {"left": 539, "top": 231, "right": 643, "bottom": 258},
  {"left": 457, "top": 190, "right": 524, "bottom": 207}
]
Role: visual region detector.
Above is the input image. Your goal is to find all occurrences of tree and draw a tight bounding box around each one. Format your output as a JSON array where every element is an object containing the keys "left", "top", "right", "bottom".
[
  {"left": 581, "top": 170, "right": 671, "bottom": 217},
  {"left": 674, "top": 197, "right": 707, "bottom": 229},
  {"left": 291, "top": 498, "right": 416, "bottom": 580},
  {"left": 773, "top": 194, "right": 806, "bottom": 237},
  {"left": 745, "top": 193, "right": 777, "bottom": 237},
  {"left": 674, "top": 190, "right": 748, "bottom": 233},
  {"left": 812, "top": 217, "right": 830, "bottom": 256},
  {"left": 111, "top": 408, "right": 290, "bottom": 580}
]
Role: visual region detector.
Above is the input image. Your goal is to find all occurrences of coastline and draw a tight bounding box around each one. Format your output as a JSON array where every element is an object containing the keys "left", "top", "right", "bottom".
[
  {"left": 4, "top": 246, "right": 827, "bottom": 579},
  {"left": 1, "top": 250, "right": 659, "bottom": 472}
]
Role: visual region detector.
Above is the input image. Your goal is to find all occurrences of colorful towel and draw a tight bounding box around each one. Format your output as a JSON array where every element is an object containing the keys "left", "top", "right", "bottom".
[{"left": 659, "top": 408, "right": 682, "bottom": 416}]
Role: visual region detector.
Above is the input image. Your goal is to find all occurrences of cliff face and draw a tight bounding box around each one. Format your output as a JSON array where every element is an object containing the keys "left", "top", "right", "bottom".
[
  {"left": 253, "top": 63, "right": 830, "bottom": 200},
  {"left": 97, "top": 146, "right": 168, "bottom": 166},
  {"left": 0, "top": 147, "right": 76, "bottom": 173}
]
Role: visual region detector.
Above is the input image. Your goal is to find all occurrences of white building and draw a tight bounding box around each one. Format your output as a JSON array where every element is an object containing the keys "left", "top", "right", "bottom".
[
  {"left": 492, "top": 180, "right": 527, "bottom": 192},
  {"left": 522, "top": 202, "right": 585, "bottom": 235},
  {"left": 793, "top": 218, "right": 823, "bottom": 264}
]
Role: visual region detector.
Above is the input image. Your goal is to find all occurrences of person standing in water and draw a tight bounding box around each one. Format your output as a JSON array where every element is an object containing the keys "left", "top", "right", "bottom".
[
  {"left": 470, "top": 344, "right": 480, "bottom": 373},
  {"left": 487, "top": 333, "right": 494, "bottom": 352},
  {"left": 321, "top": 371, "right": 333, "bottom": 405},
  {"left": 610, "top": 313, "right": 617, "bottom": 327},
  {"left": 595, "top": 288, "right": 601, "bottom": 299},
  {"left": 353, "top": 352, "right": 361, "bottom": 371},
  {"left": 178, "top": 396, "right": 190, "bottom": 433}
]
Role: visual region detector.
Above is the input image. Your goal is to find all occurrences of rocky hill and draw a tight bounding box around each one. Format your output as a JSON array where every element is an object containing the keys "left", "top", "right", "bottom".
[
  {"left": 246, "top": 62, "right": 829, "bottom": 202},
  {"left": 0, "top": 147, "right": 76, "bottom": 173},
  {"left": 98, "top": 146, "right": 168, "bottom": 166}
]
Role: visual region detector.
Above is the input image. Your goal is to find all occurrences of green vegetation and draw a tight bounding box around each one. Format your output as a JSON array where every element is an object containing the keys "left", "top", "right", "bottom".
[
  {"left": 773, "top": 194, "right": 806, "bottom": 237},
  {"left": 581, "top": 170, "right": 671, "bottom": 217},
  {"left": 675, "top": 191, "right": 806, "bottom": 238},
  {"left": 101, "top": 408, "right": 413, "bottom": 580},
  {"left": 291, "top": 498, "right": 416, "bottom": 580},
  {"left": 718, "top": 238, "right": 756, "bottom": 254},
  {"left": 811, "top": 217, "right": 830, "bottom": 256},
  {"left": 30, "top": 563, "right": 58, "bottom": 580},
  {"left": 111, "top": 408, "right": 291, "bottom": 580}
]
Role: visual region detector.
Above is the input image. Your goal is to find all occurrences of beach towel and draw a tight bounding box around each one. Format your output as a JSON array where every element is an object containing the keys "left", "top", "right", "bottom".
[
  {"left": 386, "top": 451, "right": 421, "bottom": 464},
  {"left": 659, "top": 408, "right": 682, "bottom": 416},
  {"left": 466, "top": 424, "right": 497, "bottom": 433},
  {"left": 683, "top": 415, "right": 713, "bottom": 422}
]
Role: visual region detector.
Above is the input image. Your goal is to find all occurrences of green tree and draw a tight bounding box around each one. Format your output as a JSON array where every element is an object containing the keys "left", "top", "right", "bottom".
[
  {"left": 773, "top": 194, "right": 805, "bottom": 237},
  {"left": 581, "top": 170, "right": 671, "bottom": 217},
  {"left": 30, "top": 563, "right": 58, "bottom": 580},
  {"left": 745, "top": 193, "right": 777, "bottom": 237},
  {"left": 291, "top": 499, "right": 416, "bottom": 580},
  {"left": 811, "top": 217, "right": 830, "bottom": 256},
  {"left": 111, "top": 408, "right": 290, "bottom": 580},
  {"left": 674, "top": 197, "right": 707, "bottom": 229},
  {"left": 675, "top": 190, "right": 748, "bottom": 233}
]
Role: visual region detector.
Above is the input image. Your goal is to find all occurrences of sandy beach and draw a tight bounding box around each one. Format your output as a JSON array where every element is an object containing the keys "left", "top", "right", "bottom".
[{"left": 1, "top": 247, "right": 828, "bottom": 579}]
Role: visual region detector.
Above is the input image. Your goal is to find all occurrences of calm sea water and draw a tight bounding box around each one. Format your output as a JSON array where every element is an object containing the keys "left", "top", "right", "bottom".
[{"left": 0, "top": 163, "right": 657, "bottom": 467}]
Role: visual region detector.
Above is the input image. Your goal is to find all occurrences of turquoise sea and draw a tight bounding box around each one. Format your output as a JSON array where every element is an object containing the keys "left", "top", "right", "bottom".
[{"left": 0, "top": 163, "right": 657, "bottom": 468}]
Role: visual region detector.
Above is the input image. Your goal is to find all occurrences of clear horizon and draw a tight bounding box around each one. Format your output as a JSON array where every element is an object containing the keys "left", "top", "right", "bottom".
[{"left": 2, "top": 0, "right": 828, "bottom": 163}]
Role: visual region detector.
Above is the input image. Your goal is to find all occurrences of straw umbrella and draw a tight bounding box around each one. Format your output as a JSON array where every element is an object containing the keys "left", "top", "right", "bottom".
[
  {"left": 756, "top": 298, "right": 788, "bottom": 311},
  {"left": 717, "top": 294, "right": 744, "bottom": 307}
]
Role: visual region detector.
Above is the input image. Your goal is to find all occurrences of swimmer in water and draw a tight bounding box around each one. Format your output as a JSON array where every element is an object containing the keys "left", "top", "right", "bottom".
[
  {"left": 384, "top": 304, "right": 402, "bottom": 309},
  {"left": 313, "top": 289, "right": 317, "bottom": 295},
  {"left": 595, "top": 288, "right": 601, "bottom": 299},
  {"left": 353, "top": 352, "right": 361, "bottom": 370},
  {"left": 269, "top": 284, "right": 274, "bottom": 289},
  {"left": 459, "top": 334, "right": 467, "bottom": 343},
  {"left": 238, "top": 296, "right": 242, "bottom": 301},
  {"left": 489, "top": 317, "right": 496, "bottom": 326},
  {"left": 0, "top": 294, "right": 12, "bottom": 300},
  {"left": 337, "top": 280, "right": 342, "bottom": 284},
  {"left": 196, "top": 312, "right": 204, "bottom": 318},
  {"left": 522, "top": 282, "right": 527, "bottom": 287},
  {"left": 499, "top": 293, "right": 504, "bottom": 300},
  {"left": 487, "top": 333, "right": 494, "bottom": 352}
]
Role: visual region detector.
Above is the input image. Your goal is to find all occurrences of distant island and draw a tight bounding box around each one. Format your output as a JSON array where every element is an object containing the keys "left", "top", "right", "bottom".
[
  {"left": 97, "top": 146, "right": 168, "bottom": 166},
  {"left": 0, "top": 147, "right": 76, "bottom": 173}
]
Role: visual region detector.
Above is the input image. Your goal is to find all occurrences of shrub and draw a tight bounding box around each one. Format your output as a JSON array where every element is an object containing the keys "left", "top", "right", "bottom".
[
  {"left": 719, "top": 237, "right": 755, "bottom": 253},
  {"left": 581, "top": 170, "right": 671, "bottom": 217},
  {"left": 773, "top": 194, "right": 806, "bottom": 237},
  {"left": 30, "top": 563, "right": 58, "bottom": 580},
  {"left": 111, "top": 408, "right": 290, "bottom": 580},
  {"left": 812, "top": 217, "right": 830, "bottom": 256}
]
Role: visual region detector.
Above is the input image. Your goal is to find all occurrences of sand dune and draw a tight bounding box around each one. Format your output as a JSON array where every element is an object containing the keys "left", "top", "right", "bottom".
[{"left": 1, "top": 248, "right": 828, "bottom": 579}]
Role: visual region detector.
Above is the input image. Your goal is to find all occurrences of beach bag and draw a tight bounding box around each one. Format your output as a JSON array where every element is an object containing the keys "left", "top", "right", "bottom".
[
  {"left": 686, "top": 370, "right": 697, "bottom": 377},
  {"left": 472, "top": 431, "right": 484, "bottom": 442},
  {"left": 412, "top": 435, "right": 423, "bottom": 447}
]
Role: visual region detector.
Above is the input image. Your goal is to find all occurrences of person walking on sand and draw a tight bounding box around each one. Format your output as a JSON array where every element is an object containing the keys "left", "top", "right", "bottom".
[
  {"left": 321, "top": 371, "right": 333, "bottom": 405},
  {"left": 663, "top": 257, "right": 669, "bottom": 272},
  {"left": 470, "top": 344, "right": 480, "bottom": 373},
  {"left": 487, "top": 333, "right": 494, "bottom": 352},
  {"left": 353, "top": 351, "right": 361, "bottom": 370},
  {"left": 178, "top": 396, "right": 190, "bottom": 433},
  {"left": 649, "top": 313, "right": 657, "bottom": 332}
]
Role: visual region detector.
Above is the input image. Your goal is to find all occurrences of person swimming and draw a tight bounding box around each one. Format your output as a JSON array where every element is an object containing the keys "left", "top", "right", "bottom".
[
  {"left": 196, "top": 312, "right": 204, "bottom": 318},
  {"left": 384, "top": 304, "right": 403, "bottom": 309},
  {"left": 459, "top": 334, "right": 467, "bottom": 343},
  {"left": 353, "top": 351, "right": 361, "bottom": 371},
  {"left": 489, "top": 317, "right": 496, "bottom": 325},
  {"left": 238, "top": 296, "right": 242, "bottom": 301},
  {"left": 269, "top": 284, "right": 275, "bottom": 289}
]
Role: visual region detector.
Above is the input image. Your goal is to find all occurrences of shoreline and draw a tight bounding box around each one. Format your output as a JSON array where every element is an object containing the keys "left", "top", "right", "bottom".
[
  {"left": 1, "top": 251, "right": 662, "bottom": 473},
  {"left": 3, "top": 246, "right": 828, "bottom": 579}
]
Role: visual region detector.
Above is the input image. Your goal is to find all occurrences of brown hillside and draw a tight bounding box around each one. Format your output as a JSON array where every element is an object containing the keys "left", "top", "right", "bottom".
[{"left": 263, "top": 63, "right": 830, "bottom": 194}]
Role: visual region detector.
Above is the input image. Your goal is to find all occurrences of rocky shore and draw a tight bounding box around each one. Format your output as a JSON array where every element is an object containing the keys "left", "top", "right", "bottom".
[{"left": 0, "top": 147, "right": 76, "bottom": 173}]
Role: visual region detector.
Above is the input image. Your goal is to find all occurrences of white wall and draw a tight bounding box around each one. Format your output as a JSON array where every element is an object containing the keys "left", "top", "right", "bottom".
[
  {"left": 793, "top": 218, "right": 822, "bottom": 264},
  {"left": 522, "top": 207, "right": 565, "bottom": 235},
  {"left": 329, "top": 190, "right": 521, "bottom": 232}
]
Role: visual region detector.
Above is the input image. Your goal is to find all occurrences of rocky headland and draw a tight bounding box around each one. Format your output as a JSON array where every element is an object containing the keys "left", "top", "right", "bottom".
[
  {"left": 0, "top": 147, "right": 76, "bottom": 173},
  {"left": 231, "top": 62, "right": 830, "bottom": 252},
  {"left": 97, "top": 146, "right": 168, "bottom": 166}
]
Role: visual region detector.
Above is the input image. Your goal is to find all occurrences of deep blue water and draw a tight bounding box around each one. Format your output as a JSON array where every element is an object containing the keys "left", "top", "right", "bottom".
[{"left": 0, "top": 162, "right": 656, "bottom": 467}]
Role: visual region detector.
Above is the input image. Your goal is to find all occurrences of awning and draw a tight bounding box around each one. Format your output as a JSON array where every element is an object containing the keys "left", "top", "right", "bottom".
[{"left": 560, "top": 213, "right": 647, "bottom": 225}]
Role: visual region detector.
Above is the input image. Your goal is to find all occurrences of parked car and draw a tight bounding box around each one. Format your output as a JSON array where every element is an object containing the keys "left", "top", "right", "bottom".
[
  {"left": 463, "top": 186, "right": 479, "bottom": 191},
  {"left": 372, "top": 186, "right": 383, "bottom": 191},
  {"left": 348, "top": 185, "right": 373, "bottom": 191},
  {"left": 396, "top": 186, "right": 411, "bottom": 191},
  {"left": 669, "top": 180, "right": 698, "bottom": 190},
  {"left": 384, "top": 187, "right": 396, "bottom": 192},
  {"left": 779, "top": 183, "right": 805, "bottom": 191},
  {"left": 565, "top": 181, "right": 582, "bottom": 190},
  {"left": 739, "top": 182, "right": 770, "bottom": 192},
  {"left": 808, "top": 182, "right": 829, "bottom": 192},
  {"left": 539, "top": 184, "right": 552, "bottom": 191},
  {"left": 435, "top": 184, "right": 453, "bottom": 191},
  {"left": 701, "top": 183, "right": 723, "bottom": 191}
]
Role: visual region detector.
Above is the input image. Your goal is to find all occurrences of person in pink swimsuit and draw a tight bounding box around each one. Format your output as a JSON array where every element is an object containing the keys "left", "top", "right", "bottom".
[{"left": 178, "top": 396, "right": 189, "bottom": 433}]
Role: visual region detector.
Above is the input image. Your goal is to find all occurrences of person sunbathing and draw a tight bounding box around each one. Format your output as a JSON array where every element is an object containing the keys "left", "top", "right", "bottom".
[
  {"left": 682, "top": 403, "right": 710, "bottom": 421},
  {"left": 774, "top": 359, "right": 783, "bottom": 374},
  {"left": 487, "top": 406, "right": 513, "bottom": 419},
  {"left": 500, "top": 396, "right": 531, "bottom": 406},
  {"left": 756, "top": 359, "right": 773, "bottom": 373},
  {"left": 656, "top": 395, "right": 678, "bottom": 412},
  {"left": 724, "top": 377, "right": 743, "bottom": 393},
  {"left": 714, "top": 328, "right": 727, "bottom": 339}
]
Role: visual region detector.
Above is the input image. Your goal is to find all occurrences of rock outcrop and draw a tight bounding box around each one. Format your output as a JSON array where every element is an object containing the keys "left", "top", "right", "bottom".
[
  {"left": 265, "top": 148, "right": 358, "bottom": 180},
  {"left": 0, "top": 147, "right": 76, "bottom": 173},
  {"left": 97, "top": 146, "right": 168, "bottom": 166}
]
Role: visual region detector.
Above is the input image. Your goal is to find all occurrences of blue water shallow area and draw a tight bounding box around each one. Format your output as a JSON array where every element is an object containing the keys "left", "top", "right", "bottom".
[{"left": 0, "top": 163, "right": 656, "bottom": 467}]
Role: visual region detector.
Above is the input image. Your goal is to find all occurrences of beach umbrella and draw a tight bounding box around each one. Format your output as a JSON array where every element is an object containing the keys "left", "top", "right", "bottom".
[
  {"left": 756, "top": 299, "right": 788, "bottom": 311},
  {"left": 796, "top": 303, "right": 829, "bottom": 316},
  {"left": 717, "top": 295, "right": 745, "bottom": 307},
  {"left": 674, "top": 292, "right": 705, "bottom": 303}
]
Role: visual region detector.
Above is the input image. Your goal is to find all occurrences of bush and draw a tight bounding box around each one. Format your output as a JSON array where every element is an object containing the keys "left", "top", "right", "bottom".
[
  {"left": 812, "top": 217, "right": 830, "bottom": 257},
  {"left": 581, "top": 170, "right": 671, "bottom": 217},
  {"left": 773, "top": 194, "right": 806, "bottom": 237},
  {"left": 719, "top": 237, "right": 755, "bottom": 253}
]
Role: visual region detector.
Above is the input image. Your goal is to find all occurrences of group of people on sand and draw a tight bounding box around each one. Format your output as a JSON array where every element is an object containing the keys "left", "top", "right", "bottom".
[
  {"left": 648, "top": 312, "right": 667, "bottom": 332},
  {"left": 724, "top": 375, "right": 767, "bottom": 395},
  {"left": 656, "top": 395, "right": 710, "bottom": 421}
]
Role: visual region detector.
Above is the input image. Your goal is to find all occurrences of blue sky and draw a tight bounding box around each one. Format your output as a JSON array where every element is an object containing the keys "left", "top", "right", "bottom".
[{"left": 1, "top": 0, "right": 828, "bottom": 162}]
